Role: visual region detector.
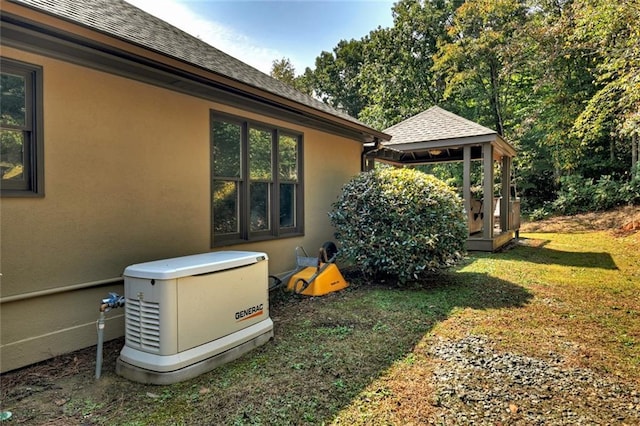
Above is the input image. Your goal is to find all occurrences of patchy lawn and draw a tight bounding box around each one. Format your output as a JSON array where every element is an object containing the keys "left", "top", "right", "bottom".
[{"left": 1, "top": 207, "right": 638, "bottom": 425}]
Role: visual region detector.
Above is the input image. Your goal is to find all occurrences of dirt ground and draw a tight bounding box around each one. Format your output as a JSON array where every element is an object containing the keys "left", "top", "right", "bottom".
[
  {"left": 520, "top": 204, "right": 640, "bottom": 234},
  {"left": 1, "top": 205, "right": 638, "bottom": 425},
  {"left": 0, "top": 338, "right": 124, "bottom": 425}
]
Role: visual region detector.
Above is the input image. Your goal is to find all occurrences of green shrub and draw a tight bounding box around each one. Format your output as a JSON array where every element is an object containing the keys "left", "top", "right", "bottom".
[
  {"left": 550, "top": 175, "right": 595, "bottom": 215},
  {"left": 621, "top": 163, "right": 640, "bottom": 205},
  {"left": 527, "top": 205, "right": 553, "bottom": 221},
  {"left": 549, "top": 171, "right": 640, "bottom": 216},
  {"left": 329, "top": 168, "right": 467, "bottom": 284}
]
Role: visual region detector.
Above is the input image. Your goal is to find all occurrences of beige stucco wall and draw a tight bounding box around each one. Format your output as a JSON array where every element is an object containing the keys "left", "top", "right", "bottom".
[{"left": 0, "top": 46, "right": 363, "bottom": 372}]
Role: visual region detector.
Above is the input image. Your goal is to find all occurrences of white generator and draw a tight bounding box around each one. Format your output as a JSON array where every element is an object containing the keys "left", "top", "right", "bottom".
[{"left": 116, "top": 251, "right": 273, "bottom": 385}]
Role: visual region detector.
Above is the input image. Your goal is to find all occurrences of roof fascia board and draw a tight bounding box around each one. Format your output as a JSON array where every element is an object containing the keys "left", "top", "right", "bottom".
[
  {"left": 385, "top": 134, "right": 497, "bottom": 151},
  {"left": 370, "top": 146, "right": 484, "bottom": 165},
  {"left": 386, "top": 134, "right": 517, "bottom": 158},
  {"left": 1, "top": 2, "right": 389, "bottom": 142},
  {"left": 493, "top": 136, "right": 517, "bottom": 157},
  {"left": 373, "top": 156, "right": 482, "bottom": 167}
]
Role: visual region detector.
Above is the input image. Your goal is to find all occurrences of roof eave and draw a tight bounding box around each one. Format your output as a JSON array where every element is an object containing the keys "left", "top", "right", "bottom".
[
  {"left": 384, "top": 134, "right": 496, "bottom": 151},
  {"left": 1, "top": 0, "right": 390, "bottom": 143},
  {"left": 384, "top": 133, "right": 516, "bottom": 158}
]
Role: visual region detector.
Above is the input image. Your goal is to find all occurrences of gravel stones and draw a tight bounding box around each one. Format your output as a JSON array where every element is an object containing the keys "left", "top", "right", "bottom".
[{"left": 429, "top": 335, "right": 640, "bottom": 425}]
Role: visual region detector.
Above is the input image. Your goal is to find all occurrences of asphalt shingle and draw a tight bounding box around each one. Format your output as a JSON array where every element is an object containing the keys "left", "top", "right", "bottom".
[
  {"left": 384, "top": 106, "right": 497, "bottom": 146},
  {"left": 10, "top": 0, "right": 369, "bottom": 128}
]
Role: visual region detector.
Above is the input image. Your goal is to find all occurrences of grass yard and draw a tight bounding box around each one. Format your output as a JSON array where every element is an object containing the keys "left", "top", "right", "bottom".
[{"left": 1, "top": 209, "right": 639, "bottom": 425}]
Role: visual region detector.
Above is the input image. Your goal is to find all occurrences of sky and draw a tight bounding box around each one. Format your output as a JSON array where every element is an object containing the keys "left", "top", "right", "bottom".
[{"left": 125, "top": 0, "right": 395, "bottom": 75}]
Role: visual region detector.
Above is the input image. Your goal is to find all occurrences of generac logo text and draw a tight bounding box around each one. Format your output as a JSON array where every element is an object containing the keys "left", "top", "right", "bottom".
[{"left": 235, "top": 304, "right": 264, "bottom": 321}]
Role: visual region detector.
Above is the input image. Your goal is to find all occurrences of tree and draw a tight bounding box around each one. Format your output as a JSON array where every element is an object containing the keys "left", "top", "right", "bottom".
[
  {"left": 505, "top": 0, "right": 596, "bottom": 203},
  {"left": 301, "top": 0, "right": 458, "bottom": 129},
  {"left": 270, "top": 58, "right": 296, "bottom": 85},
  {"left": 358, "top": 0, "right": 457, "bottom": 129},
  {"left": 269, "top": 57, "right": 310, "bottom": 95},
  {"left": 299, "top": 0, "right": 638, "bottom": 212},
  {"left": 432, "top": 0, "right": 528, "bottom": 136},
  {"left": 302, "top": 39, "right": 369, "bottom": 117},
  {"left": 570, "top": 0, "right": 640, "bottom": 175}
]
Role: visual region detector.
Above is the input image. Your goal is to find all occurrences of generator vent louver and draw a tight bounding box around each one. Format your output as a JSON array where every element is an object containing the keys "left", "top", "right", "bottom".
[{"left": 125, "top": 298, "right": 161, "bottom": 352}]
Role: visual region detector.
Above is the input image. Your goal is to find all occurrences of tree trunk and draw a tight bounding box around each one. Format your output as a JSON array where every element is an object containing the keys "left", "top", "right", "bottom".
[
  {"left": 632, "top": 133, "right": 638, "bottom": 175},
  {"left": 489, "top": 60, "right": 504, "bottom": 136},
  {"left": 610, "top": 138, "right": 615, "bottom": 162}
]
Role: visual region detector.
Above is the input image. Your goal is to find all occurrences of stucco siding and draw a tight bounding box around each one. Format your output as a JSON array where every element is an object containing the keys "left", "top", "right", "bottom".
[{"left": 0, "top": 46, "right": 363, "bottom": 372}]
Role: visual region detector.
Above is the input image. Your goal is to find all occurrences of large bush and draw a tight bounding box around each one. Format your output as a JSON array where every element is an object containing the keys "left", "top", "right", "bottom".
[{"left": 329, "top": 168, "right": 467, "bottom": 284}]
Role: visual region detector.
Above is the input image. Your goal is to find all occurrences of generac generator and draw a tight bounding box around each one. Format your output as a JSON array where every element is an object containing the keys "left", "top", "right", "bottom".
[{"left": 116, "top": 251, "right": 273, "bottom": 385}]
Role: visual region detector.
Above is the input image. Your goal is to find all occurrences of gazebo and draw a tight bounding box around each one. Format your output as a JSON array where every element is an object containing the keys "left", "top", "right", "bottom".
[{"left": 364, "top": 106, "right": 520, "bottom": 251}]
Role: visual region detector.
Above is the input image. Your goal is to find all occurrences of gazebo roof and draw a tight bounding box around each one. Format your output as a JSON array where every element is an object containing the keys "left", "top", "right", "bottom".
[
  {"left": 370, "top": 106, "right": 516, "bottom": 165},
  {"left": 385, "top": 106, "right": 497, "bottom": 145}
]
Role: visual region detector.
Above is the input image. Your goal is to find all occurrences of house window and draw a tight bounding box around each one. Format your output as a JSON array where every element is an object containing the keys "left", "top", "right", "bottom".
[
  {"left": 211, "top": 112, "right": 303, "bottom": 246},
  {"left": 0, "top": 58, "right": 44, "bottom": 196}
]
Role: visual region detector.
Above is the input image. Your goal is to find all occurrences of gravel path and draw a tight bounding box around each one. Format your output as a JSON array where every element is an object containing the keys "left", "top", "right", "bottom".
[{"left": 429, "top": 335, "right": 640, "bottom": 425}]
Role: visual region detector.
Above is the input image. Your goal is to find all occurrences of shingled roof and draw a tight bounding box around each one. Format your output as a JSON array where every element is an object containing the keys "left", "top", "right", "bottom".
[
  {"left": 7, "top": 0, "right": 387, "bottom": 139},
  {"left": 384, "top": 106, "right": 498, "bottom": 146},
  {"left": 366, "top": 106, "right": 515, "bottom": 165}
]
